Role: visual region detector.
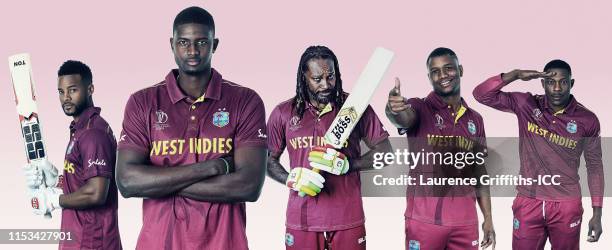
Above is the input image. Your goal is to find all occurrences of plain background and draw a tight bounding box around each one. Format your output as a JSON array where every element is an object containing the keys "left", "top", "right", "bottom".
[{"left": 0, "top": 1, "right": 610, "bottom": 249}]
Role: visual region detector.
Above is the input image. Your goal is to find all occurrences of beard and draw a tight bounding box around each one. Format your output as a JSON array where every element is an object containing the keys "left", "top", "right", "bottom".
[
  {"left": 62, "top": 101, "right": 88, "bottom": 117},
  {"left": 307, "top": 88, "right": 334, "bottom": 104}
]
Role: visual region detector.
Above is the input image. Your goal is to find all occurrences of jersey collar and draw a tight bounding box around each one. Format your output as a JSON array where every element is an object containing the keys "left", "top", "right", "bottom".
[
  {"left": 166, "top": 68, "right": 223, "bottom": 104},
  {"left": 425, "top": 91, "right": 470, "bottom": 124},
  {"left": 70, "top": 106, "right": 101, "bottom": 131},
  {"left": 306, "top": 101, "right": 334, "bottom": 117},
  {"left": 542, "top": 94, "right": 578, "bottom": 116}
]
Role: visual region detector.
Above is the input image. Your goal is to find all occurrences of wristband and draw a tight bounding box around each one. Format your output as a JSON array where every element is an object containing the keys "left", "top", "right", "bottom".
[{"left": 219, "top": 158, "right": 230, "bottom": 175}]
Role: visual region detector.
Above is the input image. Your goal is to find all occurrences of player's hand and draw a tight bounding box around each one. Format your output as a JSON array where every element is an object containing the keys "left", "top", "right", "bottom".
[
  {"left": 515, "top": 70, "right": 556, "bottom": 81},
  {"left": 480, "top": 218, "right": 496, "bottom": 249},
  {"left": 29, "top": 187, "right": 62, "bottom": 216},
  {"left": 308, "top": 147, "right": 349, "bottom": 175},
  {"left": 387, "top": 77, "right": 409, "bottom": 114},
  {"left": 24, "top": 163, "right": 43, "bottom": 189},
  {"left": 587, "top": 215, "right": 602, "bottom": 242},
  {"left": 286, "top": 167, "right": 325, "bottom": 197},
  {"left": 33, "top": 159, "right": 59, "bottom": 187}
]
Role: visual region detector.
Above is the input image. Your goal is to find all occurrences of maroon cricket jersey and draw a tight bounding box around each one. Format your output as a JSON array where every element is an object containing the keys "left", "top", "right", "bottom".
[
  {"left": 118, "top": 69, "right": 266, "bottom": 250},
  {"left": 60, "top": 107, "right": 122, "bottom": 250},
  {"left": 400, "top": 92, "right": 487, "bottom": 226},
  {"left": 267, "top": 98, "right": 389, "bottom": 231},
  {"left": 473, "top": 74, "right": 604, "bottom": 207}
]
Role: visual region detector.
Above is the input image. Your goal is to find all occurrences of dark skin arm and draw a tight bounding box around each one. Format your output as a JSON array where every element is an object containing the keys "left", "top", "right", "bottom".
[
  {"left": 473, "top": 151, "right": 495, "bottom": 249},
  {"left": 350, "top": 138, "right": 393, "bottom": 172},
  {"left": 267, "top": 151, "right": 289, "bottom": 185},
  {"left": 501, "top": 69, "right": 555, "bottom": 84},
  {"left": 477, "top": 185, "right": 495, "bottom": 249},
  {"left": 59, "top": 177, "right": 109, "bottom": 209},
  {"left": 177, "top": 147, "right": 267, "bottom": 202},
  {"left": 116, "top": 148, "right": 226, "bottom": 198},
  {"left": 588, "top": 207, "right": 603, "bottom": 242},
  {"left": 386, "top": 78, "right": 418, "bottom": 130}
]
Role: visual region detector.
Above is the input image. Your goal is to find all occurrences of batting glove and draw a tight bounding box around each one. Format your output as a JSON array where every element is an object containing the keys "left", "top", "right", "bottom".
[
  {"left": 308, "top": 147, "right": 350, "bottom": 175},
  {"left": 30, "top": 187, "right": 62, "bottom": 216},
  {"left": 286, "top": 167, "right": 325, "bottom": 197}
]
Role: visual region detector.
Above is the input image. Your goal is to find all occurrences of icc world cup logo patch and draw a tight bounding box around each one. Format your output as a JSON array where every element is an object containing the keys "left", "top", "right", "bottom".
[{"left": 213, "top": 109, "right": 230, "bottom": 128}]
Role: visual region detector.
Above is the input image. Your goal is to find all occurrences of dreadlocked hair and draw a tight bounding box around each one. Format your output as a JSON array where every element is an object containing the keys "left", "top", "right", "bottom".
[{"left": 292, "top": 45, "right": 344, "bottom": 118}]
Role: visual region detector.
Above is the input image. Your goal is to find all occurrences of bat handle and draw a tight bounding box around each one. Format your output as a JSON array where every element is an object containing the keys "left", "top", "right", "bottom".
[{"left": 298, "top": 168, "right": 321, "bottom": 197}]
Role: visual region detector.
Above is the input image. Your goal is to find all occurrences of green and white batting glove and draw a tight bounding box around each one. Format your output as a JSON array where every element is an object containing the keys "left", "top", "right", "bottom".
[
  {"left": 286, "top": 167, "right": 325, "bottom": 197},
  {"left": 308, "top": 147, "right": 349, "bottom": 175}
]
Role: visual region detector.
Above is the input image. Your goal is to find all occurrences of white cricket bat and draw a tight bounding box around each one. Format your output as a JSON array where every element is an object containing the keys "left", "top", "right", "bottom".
[
  {"left": 8, "top": 53, "right": 52, "bottom": 219},
  {"left": 323, "top": 47, "right": 394, "bottom": 148},
  {"left": 299, "top": 47, "right": 394, "bottom": 197}
]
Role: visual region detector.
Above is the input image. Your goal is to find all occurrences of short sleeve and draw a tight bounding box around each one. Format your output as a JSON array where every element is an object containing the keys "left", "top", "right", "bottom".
[
  {"left": 358, "top": 105, "right": 389, "bottom": 146},
  {"left": 266, "top": 105, "right": 287, "bottom": 155},
  {"left": 118, "top": 94, "right": 150, "bottom": 154},
  {"left": 234, "top": 91, "right": 267, "bottom": 148},
  {"left": 78, "top": 129, "right": 116, "bottom": 180}
]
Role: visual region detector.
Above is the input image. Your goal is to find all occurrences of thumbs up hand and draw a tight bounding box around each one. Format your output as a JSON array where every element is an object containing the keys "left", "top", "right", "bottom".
[{"left": 387, "top": 77, "right": 409, "bottom": 114}]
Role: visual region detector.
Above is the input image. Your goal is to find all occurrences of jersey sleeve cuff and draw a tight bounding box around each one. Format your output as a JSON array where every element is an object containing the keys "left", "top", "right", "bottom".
[
  {"left": 592, "top": 196, "right": 603, "bottom": 207},
  {"left": 234, "top": 140, "right": 267, "bottom": 148},
  {"left": 81, "top": 169, "right": 113, "bottom": 181},
  {"left": 369, "top": 132, "right": 390, "bottom": 146},
  {"left": 117, "top": 143, "right": 149, "bottom": 155}
]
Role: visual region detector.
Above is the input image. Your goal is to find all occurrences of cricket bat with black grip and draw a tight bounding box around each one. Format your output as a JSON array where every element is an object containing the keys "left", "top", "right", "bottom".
[
  {"left": 299, "top": 47, "right": 394, "bottom": 197},
  {"left": 8, "top": 53, "right": 52, "bottom": 219}
]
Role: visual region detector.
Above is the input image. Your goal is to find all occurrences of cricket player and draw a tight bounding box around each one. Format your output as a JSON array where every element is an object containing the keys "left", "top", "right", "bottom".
[
  {"left": 473, "top": 60, "right": 604, "bottom": 249},
  {"left": 115, "top": 6, "right": 267, "bottom": 249},
  {"left": 386, "top": 47, "right": 495, "bottom": 250},
  {"left": 24, "top": 60, "right": 122, "bottom": 249},
  {"left": 266, "top": 45, "right": 392, "bottom": 249}
]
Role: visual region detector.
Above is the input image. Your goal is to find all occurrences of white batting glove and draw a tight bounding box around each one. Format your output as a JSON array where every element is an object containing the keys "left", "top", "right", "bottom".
[
  {"left": 24, "top": 163, "right": 43, "bottom": 189},
  {"left": 34, "top": 159, "right": 59, "bottom": 187},
  {"left": 30, "top": 187, "right": 62, "bottom": 216}
]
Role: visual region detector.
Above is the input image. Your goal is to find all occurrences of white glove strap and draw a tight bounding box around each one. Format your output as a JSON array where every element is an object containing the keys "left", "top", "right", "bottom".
[{"left": 50, "top": 189, "right": 63, "bottom": 209}]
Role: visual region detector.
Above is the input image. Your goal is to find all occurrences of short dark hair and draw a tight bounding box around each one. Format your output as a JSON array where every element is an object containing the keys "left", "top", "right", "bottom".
[
  {"left": 427, "top": 47, "right": 458, "bottom": 65},
  {"left": 544, "top": 59, "right": 571, "bottom": 75},
  {"left": 57, "top": 60, "right": 92, "bottom": 86},
  {"left": 173, "top": 6, "right": 215, "bottom": 33}
]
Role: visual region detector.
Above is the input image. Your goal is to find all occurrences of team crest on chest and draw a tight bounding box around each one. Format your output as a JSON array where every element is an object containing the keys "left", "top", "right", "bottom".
[
  {"left": 566, "top": 120, "right": 577, "bottom": 134},
  {"left": 434, "top": 114, "right": 445, "bottom": 129},
  {"left": 467, "top": 120, "right": 477, "bottom": 135},
  {"left": 213, "top": 108, "right": 230, "bottom": 128}
]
